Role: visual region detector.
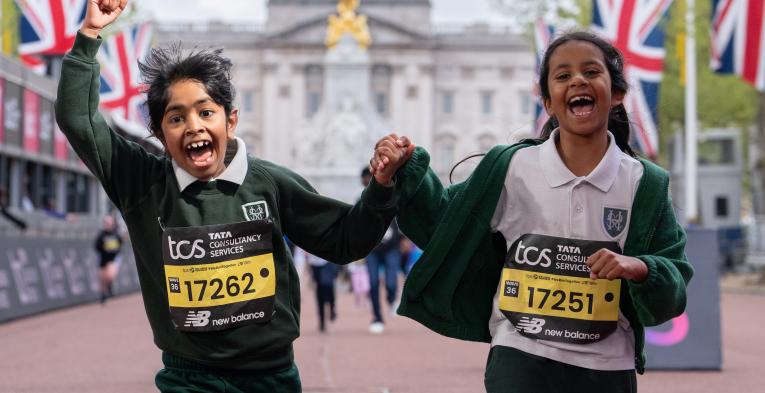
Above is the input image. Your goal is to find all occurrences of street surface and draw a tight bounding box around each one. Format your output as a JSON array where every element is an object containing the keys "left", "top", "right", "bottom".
[{"left": 0, "top": 281, "right": 762, "bottom": 392}]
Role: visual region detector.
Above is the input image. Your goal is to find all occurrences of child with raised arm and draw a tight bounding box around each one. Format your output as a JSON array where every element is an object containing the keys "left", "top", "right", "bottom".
[
  {"left": 56, "top": 1, "right": 412, "bottom": 391},
  {"left": 372, "top": 31, "right": 693, "bottom": 393}
]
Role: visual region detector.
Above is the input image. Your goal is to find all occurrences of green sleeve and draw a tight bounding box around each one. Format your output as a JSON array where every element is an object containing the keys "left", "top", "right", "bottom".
[
  {"left": 627, "top": 194, "right": 694, "bottom": 326},
  {"left": 54, "top": 32, "right": 164, "bottom": 212},
  {"left": 262, "top": 163, "right": 399, "bottom": 264},
  {"left": 395, "top": 146, "right": 464, "bottom": 249}
]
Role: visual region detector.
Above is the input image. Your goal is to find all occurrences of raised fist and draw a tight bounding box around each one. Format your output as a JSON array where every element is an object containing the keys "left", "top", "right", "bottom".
[{"left": 80, "top": 0, "right": 128, "bottom": 38}]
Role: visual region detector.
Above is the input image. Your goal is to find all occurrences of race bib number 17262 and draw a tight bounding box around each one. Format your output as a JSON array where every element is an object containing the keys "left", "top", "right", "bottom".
[{"left": 162, "top": 220, "right": 276, "bottom": 332}]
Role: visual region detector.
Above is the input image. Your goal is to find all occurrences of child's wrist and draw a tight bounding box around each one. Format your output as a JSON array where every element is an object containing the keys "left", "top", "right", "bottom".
[
  {"left": 80, "top": 26, "right": 101, "bottom": 39},
  {"left": 374, "top": 175, "right": 394, "bottom": 188},
  {"left": 628, "top": 257, "right": 649, "bottom": 282}
]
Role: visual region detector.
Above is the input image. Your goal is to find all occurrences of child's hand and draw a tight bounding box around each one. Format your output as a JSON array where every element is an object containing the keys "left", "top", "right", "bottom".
[
  {"left": 80, "top": 0, "right": 128, "bottom": 38},
  {"left": 369, "top": 133, "right": 415, "bottom": 186},
  {"left": 586, "top": 249, "right": 648, "bottom": 282}
]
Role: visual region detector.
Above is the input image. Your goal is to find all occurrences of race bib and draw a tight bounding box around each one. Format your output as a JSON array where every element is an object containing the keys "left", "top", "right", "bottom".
[
  {"left": 162, "top": 220, "right": 276, "bottom": 332},
  {"left": 102, "top": 235, "right": 121, "bottom": 252},
  {"left": 499, "top": 234, "right": 622, "bottom": 344}
]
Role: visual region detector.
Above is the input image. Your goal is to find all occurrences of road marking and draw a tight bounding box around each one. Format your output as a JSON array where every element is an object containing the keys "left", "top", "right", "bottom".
[{"left": 319, "top": 338, "right": 335, "bottom": 387}]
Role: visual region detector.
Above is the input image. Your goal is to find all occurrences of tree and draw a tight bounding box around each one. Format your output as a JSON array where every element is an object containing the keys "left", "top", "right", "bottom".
[{"left": 1, "top": 0, "right": 19, "bottom": 56}]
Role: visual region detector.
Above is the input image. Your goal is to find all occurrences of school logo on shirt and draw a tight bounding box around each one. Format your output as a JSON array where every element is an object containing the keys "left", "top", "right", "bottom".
[
  {"left": 242, "top": 201, "right": 270, "bottom": 221},
  {"left": 603, "top": 207, "right": 628, "bottom": 238}
]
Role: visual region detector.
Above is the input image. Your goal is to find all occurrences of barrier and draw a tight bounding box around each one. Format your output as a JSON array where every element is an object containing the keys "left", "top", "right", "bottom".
[
  {"left": 0, "top": 231, "right": 140, "bottom": 322},
  {"left": 644, "top": 228, "right": 723, "bottom": 369}
]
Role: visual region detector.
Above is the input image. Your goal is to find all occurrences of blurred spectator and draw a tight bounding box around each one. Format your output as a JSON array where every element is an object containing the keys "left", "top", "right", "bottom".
[
  {"left": 294, "top": 248, "right": 339, "bottom": 332},
  {"left": 0, "top": 188, "right": 27, "bottom": 230},
  {"left": 21, "top": 192, "right": 35, "bottom": 212},
  {"left": 41, "top": 196, "right": 70, "bottom": 220},
  {"left": 399, "top": 237, "right": 423, "bottom": 275},
  {"left": 361, "top": 167, "right": 402, "bottom": 334},
  {"left": 348, "top": 259, "right": 370, "bottom": 309},
  {"left": 94, "top": 215, "right": 123, "bottom": 304}
]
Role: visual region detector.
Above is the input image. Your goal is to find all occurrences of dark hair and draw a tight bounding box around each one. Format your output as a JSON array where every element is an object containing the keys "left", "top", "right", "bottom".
[
  {"left": 538, "top": 31, "right": 635, "bottom": 156},
  {"left": 361, "top": 167, "right": 371, "bottom": 177},
  {"left": 138, "top": 44, "right": 235, "bottom": 139}
]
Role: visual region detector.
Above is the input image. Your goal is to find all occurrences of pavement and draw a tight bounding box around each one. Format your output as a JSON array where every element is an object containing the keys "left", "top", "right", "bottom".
[{"left": 0, "top": 276, "right": 764, "bottom": 392}]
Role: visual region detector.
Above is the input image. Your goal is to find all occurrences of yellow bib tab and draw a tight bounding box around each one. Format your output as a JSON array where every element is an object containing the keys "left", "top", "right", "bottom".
[
  {"left": 165, "top": 253, "right": 276, "bottom": 308},
  {"left": 499, "top": 268, "right": 621, "bottom": 321}
]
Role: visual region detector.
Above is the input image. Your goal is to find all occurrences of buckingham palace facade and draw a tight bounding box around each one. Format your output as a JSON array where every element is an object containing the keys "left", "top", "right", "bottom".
[{"left": 155, "top": 0, "right": 535, "bottom": 195}]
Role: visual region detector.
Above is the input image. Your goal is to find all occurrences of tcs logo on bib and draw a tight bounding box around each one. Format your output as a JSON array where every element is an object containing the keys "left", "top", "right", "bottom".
[
  {"left": 167, "top": 236, "right": 206, "bottom": 260},
  {"left": 514, "top": 239, "right": 552, "bottom": 267}
]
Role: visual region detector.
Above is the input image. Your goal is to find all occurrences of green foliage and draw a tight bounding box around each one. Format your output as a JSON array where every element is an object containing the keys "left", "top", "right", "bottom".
[
  {"left": 1, "top": 0, "right": 20, "bottom": 56},
  {"left": 572, "top": 0, "right": 591, "bottom": 26}
]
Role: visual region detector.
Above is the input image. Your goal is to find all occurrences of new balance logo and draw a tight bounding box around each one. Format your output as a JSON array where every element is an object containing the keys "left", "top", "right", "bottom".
[
  {"left": 184, "top": 310, "right": 211, "bottom": 327},
  {"left": 515, "top": 317, "right": 545, "bottom": 334}
]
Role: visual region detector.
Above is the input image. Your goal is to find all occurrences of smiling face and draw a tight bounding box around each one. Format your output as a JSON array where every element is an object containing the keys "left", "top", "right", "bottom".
[
  {"left": 543, "top": 40, "right": 624, "bottom": 141},
  {"left": 159, "top": 79, "right": 238, "bottom": 181}
]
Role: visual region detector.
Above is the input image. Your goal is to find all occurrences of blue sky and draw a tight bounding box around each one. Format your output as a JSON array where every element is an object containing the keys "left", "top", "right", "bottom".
[{"left": 131, "top": 0, "right": 516, "bottom": 25}]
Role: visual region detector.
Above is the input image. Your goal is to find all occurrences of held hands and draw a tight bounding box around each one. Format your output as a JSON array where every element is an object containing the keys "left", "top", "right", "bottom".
[
  {"left": 369, "top": 133, "right": 415, "bottom": 187},
  {"left": 80, "top": 0, "right": 128, "bottom": 38},
  {"left": 586, "top": 249, "right": 648, "bottom": 282}
]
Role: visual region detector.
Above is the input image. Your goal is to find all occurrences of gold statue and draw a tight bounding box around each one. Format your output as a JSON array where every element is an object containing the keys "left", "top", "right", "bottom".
[
  {"left": 325, "top": 0, "right": 372, "bottom": 49},
  {"left": 337, "top": 0, "right": 358, "bottom": 14}
]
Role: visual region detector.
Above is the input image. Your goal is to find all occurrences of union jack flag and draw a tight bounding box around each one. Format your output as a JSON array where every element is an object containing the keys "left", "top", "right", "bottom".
[
  {"left": 711, "top": 0, "right": 765, "bottom": 91},
  {"left": 15, "top": 0, "right": 87, "bottom": 72},
  {"left": 592, "top": 0, "right": 673, "bottom": 158},
  {"left": 97, "top": 22, "right": 153, "bottom": 126},
  {"left": 533, "top": 20, "right": 557, "bottom": 136}
]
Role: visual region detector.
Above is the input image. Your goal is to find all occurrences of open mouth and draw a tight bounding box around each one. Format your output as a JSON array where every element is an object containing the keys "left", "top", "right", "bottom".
[
  {"left": 568, "top": 95, "right": 595, "bottom": 117},
  {"left": 185, "top": 140, "right": 213, "bottom": 166}
]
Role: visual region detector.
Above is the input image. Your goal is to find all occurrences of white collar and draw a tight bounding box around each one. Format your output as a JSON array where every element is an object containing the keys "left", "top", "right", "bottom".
[
  {"left": 172, "top": 137, "right": 248, "bottom": 191},
  {"left": 539, "top": 129, "right": 623, "bottom": 192}
]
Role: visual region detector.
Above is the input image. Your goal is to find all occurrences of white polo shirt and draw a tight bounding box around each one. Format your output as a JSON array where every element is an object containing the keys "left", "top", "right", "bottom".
[{"left": 489, "top": 129, "right": 644, "bottom": 370}]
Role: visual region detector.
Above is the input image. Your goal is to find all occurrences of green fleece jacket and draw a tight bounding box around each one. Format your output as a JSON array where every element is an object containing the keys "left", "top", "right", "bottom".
[
  {"left": 55, "top": 33, "right": 400, "bottom": 371},
  {"left": 395, "top": 142, "right": 694, "bottom": 373}
]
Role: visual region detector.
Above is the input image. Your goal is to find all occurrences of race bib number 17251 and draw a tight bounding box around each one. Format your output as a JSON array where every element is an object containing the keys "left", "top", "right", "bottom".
[{"left": 499, "top": 234, "right": 623, "bottom": 344}]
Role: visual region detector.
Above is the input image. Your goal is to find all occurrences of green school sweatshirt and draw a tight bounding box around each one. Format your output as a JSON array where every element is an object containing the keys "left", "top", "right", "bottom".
[
  {"left": 394, "top": 142, "right": 694, "bottom": 373},
  {"left": 55, "top": 33, "right": 400, "bottom": 371}
]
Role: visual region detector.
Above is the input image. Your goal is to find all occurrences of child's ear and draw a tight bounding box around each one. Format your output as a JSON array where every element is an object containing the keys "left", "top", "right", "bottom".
[
  {"left": 543, "top": 98, "right": 553, "bottom": 116},
  {"left": 226, "top": 108, "right": 239, "bottom": 140},
  {"left": 155, "top": 130, "right": 167, "bottom": 147},
  {"left": 611, "top": 90, "right": 625, "bottom": 108}
]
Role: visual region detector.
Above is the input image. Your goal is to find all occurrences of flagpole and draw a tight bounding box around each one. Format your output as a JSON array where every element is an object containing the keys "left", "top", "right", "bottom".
[
  {"left": 754, "top": 92, "right": 765, "bottom": 216},
  {"left": 684, "top": 0, "right": 698, "bottom": 223}
]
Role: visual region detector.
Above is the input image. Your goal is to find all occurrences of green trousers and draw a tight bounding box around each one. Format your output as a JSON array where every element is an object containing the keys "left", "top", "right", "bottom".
[
  {"left": 155, "top": 353, "right": 301, "bottom": 393},
  {"left": 484, "top": 346, "right": 637, "bottom": 393}
]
